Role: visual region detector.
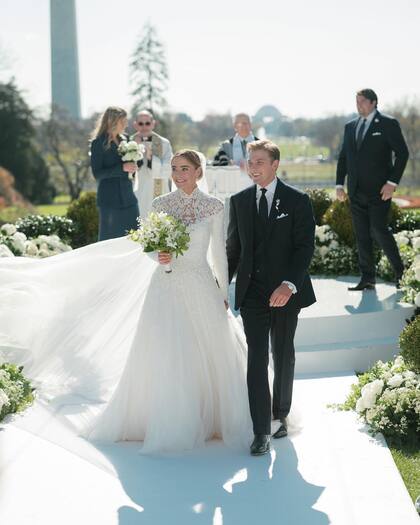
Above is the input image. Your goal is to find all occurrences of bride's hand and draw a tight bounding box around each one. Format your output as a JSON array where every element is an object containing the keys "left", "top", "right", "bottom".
[{"left": 158, "top": 252, "right": 172, "bottom": 265}]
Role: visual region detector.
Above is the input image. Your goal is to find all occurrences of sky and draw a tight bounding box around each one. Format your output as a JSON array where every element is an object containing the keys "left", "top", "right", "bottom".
[{"left": 0, "top": 0, "right": 419, "bottom": 120}]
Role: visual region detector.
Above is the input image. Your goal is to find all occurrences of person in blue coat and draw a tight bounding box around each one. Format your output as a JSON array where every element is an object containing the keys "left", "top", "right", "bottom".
[{"left": 90, "top": 106, "right": 139, "bottom": 241}]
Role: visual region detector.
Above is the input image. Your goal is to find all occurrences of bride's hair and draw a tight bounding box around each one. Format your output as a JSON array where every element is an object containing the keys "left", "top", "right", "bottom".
[
  {"left": 91, "top": 106, "right": 127, "bottom": 147},
  {"left": 172, "top": 150, "right": 204, "bottom": 179}
]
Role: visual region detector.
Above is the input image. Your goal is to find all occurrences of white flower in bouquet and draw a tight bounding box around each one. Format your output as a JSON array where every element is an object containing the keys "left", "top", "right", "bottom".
[
  {"left": 0, "top": 223, "right": 17, "bottom": 236},
  {"left": 0, "top": 244, "right": 15, "bottom": 257},
  {"left": 118, "top": 140, "right": 144, "bottom": 163},
  {"left": 387, "top": 373, "right": 404, "bottom": 388},
  {"left": 128, "top": 211, "right": 190, "bottom": 273},
  {"left": 319, "top": 246, "right": 328, "bottom": 257}
]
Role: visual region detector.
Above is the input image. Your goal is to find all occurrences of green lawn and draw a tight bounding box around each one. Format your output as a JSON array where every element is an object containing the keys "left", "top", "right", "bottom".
[{"left": 390, "top": 445, "right": 420, "bottom": 503}]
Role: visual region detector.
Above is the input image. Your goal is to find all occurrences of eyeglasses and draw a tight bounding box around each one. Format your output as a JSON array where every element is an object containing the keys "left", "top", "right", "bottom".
[{"left": 137, "top": 121, "right": 152, "bottom": 126}]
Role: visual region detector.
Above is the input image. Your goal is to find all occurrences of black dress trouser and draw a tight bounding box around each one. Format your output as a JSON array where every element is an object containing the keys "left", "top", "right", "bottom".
[
  {"left": 240, "top": 281, "right": 299, "bottom": 435},
  {"left": 350, "top": 191, "right": 404, "bottom": 283}
]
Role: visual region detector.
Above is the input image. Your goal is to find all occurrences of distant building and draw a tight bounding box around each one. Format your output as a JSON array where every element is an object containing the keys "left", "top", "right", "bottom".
[{"left": 50, "top": 0, "right": 81, "bottom": 119}]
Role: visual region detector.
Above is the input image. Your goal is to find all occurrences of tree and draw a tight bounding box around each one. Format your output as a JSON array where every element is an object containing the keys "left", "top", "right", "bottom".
[
  {"left": 0, "top": 81, "right": 55, "bottom": 204},
  {"left": 37, "top": 107, "right": 96, "bottom": 201},
  {"left": 386, "top": 97, "right": 420, "bottom": 183},
  {"left": 130, "top": 22, "right": 168, "bottom": 115}
]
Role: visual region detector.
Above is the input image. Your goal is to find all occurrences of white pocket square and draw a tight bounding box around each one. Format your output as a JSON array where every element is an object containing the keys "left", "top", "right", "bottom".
[
  {"left": 372, "top": 132, "right": 382, "bottom": 136},
  {"left": 276, "top": 213, "right": 289, "bottom": 219}
]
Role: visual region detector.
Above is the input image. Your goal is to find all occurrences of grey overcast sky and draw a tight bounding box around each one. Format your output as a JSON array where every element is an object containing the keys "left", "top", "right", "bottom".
[{"left": 0, "top": 0, "right": 419, "bottom": 119}]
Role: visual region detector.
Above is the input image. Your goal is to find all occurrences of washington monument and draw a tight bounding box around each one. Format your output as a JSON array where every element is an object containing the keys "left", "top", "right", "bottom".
[{"left": 50, "top": 0, "right": 81, "bottom": 119}]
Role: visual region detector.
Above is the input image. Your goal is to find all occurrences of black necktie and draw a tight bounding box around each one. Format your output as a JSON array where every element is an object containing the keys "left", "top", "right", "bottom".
[
  {"left": 259, "top": 188, "right": 268, "bottom": 225},
  {"left": 241, "top": 139, "right": 247, "bottom": 158},
  {"left": 356, "top": 118, "right": 366, "bottom": 150}
]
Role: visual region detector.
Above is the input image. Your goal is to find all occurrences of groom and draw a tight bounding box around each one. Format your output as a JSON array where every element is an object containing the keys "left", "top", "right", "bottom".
[{"left": 227, "top": 140, "right": 316, "bottom": 456}]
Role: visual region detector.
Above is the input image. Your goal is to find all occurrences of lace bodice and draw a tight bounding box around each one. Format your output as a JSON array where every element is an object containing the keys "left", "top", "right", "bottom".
[
  {"left": 152, "top": 188, "right": 223, "bottom": 226},
  {"left": 151, "top": 189, "right": 229, "bottom": 300}
]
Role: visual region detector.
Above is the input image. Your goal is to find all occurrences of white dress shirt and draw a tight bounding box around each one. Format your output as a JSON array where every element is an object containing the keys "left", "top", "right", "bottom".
[
  {"left": 232, "top": 133, "right": 255, "bottom": 165},
  {"left": 336, "top": 109, "right": 397, "bottom": 189},
  {"left": 256, "top": 177, "right": 297, "bottom": 294}
]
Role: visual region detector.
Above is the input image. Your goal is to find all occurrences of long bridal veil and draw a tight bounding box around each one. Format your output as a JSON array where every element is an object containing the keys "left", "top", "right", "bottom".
[{"left": 0, "top": 237, "right": 157, "bottom": 411}]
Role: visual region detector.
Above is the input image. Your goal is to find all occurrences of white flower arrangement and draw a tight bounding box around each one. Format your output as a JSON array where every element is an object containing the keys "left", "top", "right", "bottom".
[
  {"left": 337, "top": 356, "right": 420, "bottom": 446},
  {"left": 118, "top": 140, "right": 144, "bottom": 163},
  {"left": 0, "top": 226, "right": 72, "bottom": 258}
]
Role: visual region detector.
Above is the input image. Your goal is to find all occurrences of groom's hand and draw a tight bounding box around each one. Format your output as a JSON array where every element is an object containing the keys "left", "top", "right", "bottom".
[{"left": 269, "top": 283, "right": 293, "bottom": 308}]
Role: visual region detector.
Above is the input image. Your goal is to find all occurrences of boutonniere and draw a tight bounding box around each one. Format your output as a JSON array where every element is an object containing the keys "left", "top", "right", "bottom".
[
  {"left": 275, "top": 198, "right": 280, "bottom": 212},
  {"left": 374, "top": 118, "right": 379, "bottom": 123}
]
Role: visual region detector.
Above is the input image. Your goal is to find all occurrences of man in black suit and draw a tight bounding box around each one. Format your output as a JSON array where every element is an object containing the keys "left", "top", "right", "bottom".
[
  {"left": 336, "top": 89, "right": 409, "bottom": 290},
  {"left": 227, "top": 140, "right": 316, "bottom": 455}
]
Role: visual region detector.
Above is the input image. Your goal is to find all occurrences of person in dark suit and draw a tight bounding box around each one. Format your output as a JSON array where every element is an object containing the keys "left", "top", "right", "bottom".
[
  {"left": 336, "top": 89, "right": 409, "bottom": 290},
  {"left": 90, "top": 106, "right": 139, "bottom": 241},
  {"left": 213, "top": 113, "right": 258, "bottom": 168},
  {"left": 227, "top": 140, "right": 316, "bottom": 456}
]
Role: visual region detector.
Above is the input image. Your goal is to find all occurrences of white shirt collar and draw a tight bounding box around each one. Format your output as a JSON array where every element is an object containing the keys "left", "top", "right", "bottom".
[
  {"left": 234, "top": 133, "right": 254, "bottom": 142},
  {"left": 359, "top": 109, "right": 377, "bottom": 126},
  {"left": 257, "top": 177, "right": 278, "bottom": 195}
]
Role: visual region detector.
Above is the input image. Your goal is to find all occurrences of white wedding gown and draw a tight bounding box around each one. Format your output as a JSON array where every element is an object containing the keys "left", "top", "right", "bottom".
[{"left": 0, "top": 188, "right": 253, "bottom": 453}]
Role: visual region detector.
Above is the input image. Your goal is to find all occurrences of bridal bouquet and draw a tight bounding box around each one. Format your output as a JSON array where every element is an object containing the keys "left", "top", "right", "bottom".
[
  {"left": 118, "top": 140, "right": 144, "bottom": 180},
  {"left": 128, "top": 212, "right": 190, "bottom": 273}
]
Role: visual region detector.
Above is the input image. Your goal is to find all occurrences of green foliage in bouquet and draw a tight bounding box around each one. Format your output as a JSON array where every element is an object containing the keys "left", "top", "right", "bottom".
[
  {"left": 66, "top": 192, "right": 99, "bottom": 248},
  {"left": 399, "top": 315, "right": 420, "bottom": 373},
  {"left": 0, "top": 363, "right": 35, "bottom": 422},
  {"left": 129, "top": 212, "right": 190, "bottom": 257},
  {"left": 306, "top": 188, "right": 332, "bottom": 226},
  {"left": 16, "top": 214, "right": 74, "bottom": 243}
]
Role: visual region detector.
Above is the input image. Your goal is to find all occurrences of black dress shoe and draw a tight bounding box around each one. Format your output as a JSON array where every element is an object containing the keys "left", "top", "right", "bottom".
[
  {"left": 348, "top": 281, "right": 376, "bottom": 291},
  {"left": 272, "top": 418, "right": 288, "bottom": 439},
  {"left": 250, "top": 434, "right": 270, "bottom": 456}
]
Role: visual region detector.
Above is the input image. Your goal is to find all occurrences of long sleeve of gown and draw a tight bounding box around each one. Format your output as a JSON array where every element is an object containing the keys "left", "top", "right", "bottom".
[{"left": 209, "top": 209, "right": 229, "bottom": 302}]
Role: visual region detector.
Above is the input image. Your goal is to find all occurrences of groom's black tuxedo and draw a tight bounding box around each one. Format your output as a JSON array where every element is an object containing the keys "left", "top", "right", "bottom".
[
  {"left": 227, "top": 178, "right": 316, "bottom": 435},
  {"left": 227, "top": 179, "right": 316, "bottom": 310}
]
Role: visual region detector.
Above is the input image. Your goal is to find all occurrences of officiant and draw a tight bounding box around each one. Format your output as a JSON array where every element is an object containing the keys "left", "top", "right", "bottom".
[
  {"left": 131, "top": 110, "right": 173, "bottom": 218},
  {"left": 213, "top": 113, "right": 258, "bottom": 168}
]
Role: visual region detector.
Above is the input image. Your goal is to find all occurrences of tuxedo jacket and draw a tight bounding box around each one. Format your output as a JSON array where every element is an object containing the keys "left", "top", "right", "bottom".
[
  {"left": 91, "top": 133, "right": 138, "bottom": 209},
  {"left": 227, "top": 179, "right": 316, "bottom": 311},
  {"left": 336, "top": 111, "right": 409, "bottom": 197},
  {"left": 213, "top": 136, "right": 259, "bottom": 166}
]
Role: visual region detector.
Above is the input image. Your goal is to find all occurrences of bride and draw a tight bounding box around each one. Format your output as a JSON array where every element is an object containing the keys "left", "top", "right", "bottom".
[{"left": 0, "top": 149, "right": 253, "bottom": 453}]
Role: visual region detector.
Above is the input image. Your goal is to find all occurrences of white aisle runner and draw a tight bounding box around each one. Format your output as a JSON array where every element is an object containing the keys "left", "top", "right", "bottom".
[{"left": 0, "top": 374, "right": 418, "bottom": 525}]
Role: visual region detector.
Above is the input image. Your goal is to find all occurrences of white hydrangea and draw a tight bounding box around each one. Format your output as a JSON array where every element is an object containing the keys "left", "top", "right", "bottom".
[
  {"left": 387, "top": 374, "right": 404, "bottom": 388},
  {"left": 24, "top": 240, "right": 39, "bottom": 257},
  {"left": 0, "top": 223, "right": 17, "bottom": 236},
  {"left": 413, "top": 237, "right": 420, "bottom": 251},
  {"left": 360, "top": 379, "right": 384, "bottom": 409}
]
